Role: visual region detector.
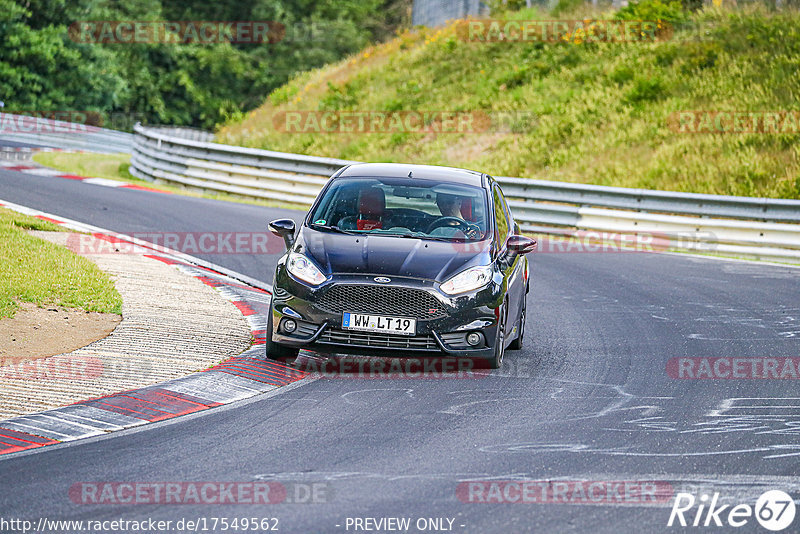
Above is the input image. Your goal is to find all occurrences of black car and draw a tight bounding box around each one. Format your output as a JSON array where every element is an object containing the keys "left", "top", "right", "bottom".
[{"left": 266, "top": 163, "right": 536, "bottom": 369}]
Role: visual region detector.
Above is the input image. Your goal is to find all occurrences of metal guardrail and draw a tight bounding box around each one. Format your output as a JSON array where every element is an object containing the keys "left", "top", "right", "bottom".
[
  {"left": 498, "top": 177, "right": 800, "bottom": 223},
  {"left": 0, "top": 113, "right": 133, "bottom": 153},
  {"left": 411, "top": 0, "right": 490, "bottom": 27},
  {"left": 130, "top": 123, "right": 355, "bottom": 205},
  {"left": 130, "top": 123, "right": 800, "bottom": 262},
  {"left": 0, "top": 147, "right": 35, "bottom": 161},
  {"left": 145, "top": 126, "right": 216, "bottom": 143}
]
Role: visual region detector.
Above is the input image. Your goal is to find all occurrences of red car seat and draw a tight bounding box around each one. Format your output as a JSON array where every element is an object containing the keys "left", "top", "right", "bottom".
[{"left": 357, "top": 188, "right": 385, "bottom": 230}]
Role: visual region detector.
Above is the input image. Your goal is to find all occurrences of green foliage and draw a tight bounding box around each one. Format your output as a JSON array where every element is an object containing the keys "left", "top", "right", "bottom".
[
  {"left": 498, "top": 65, "right": 532, "bottom": 89},
  {"left": 0, "top": 0, "right": 410, "bottom": 129},
  {"left": 551, "top": 0, "right": 588, "bottom": 16},
  {"left": 609, "top": 64, "right": 635, "bottom": 85},
  {"left": 319, "top": 82, "right": 360, "bottom": 110},
  {"left": 220, "top": 5, "right": 800, "bottom": 200},
  {"left": 625, "top": 76, "right": 668, "bottom": 104},
  {"left": 679, "top": 41, "right": 721, "bottom": 72},
  {"left": 614, "top": 0, "right": 689, "bottom": 24}
]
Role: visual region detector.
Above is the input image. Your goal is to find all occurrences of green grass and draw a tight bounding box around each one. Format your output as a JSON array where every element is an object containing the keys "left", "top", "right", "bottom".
[
  {"left": 32, "top": 152, "right": 136, "bottom": 184},
  {"left": 218, "top": 3, "right": 800, "bottom": 199},
  {"left": 32, "top": 152, "right": 307, "bottom": 210},
  {"left": 0, "top": 208, "right": 122, "bottom": 319}
]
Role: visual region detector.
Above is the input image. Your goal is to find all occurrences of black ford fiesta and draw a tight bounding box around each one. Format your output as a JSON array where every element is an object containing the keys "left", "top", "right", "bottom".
[{"left": 266, "top": 163, "right": 536, "bottom": 369}]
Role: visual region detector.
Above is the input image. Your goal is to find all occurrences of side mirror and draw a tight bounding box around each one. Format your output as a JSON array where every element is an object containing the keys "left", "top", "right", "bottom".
[
  {"left": 506, "top": 235, "right": 537, "bottom": 257},
  {"left": 269, "top": 219, "right": 296, "bottom": 250}
]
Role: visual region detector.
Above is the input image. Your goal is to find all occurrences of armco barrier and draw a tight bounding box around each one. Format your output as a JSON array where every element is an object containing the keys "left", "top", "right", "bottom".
[
  {"left": 127, "top": 123, "right": 800, "bottom": 262},
  {"left": 0, "top": 113, "right": 133, "bottom": 153},
  {"left": 130, "top": 123, "right": 354, "bottom": 205}
]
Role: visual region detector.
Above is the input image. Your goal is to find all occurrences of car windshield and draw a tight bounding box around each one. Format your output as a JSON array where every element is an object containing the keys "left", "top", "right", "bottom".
[{"left": 308, "top": 177, "right": 489, "bottom": 241}]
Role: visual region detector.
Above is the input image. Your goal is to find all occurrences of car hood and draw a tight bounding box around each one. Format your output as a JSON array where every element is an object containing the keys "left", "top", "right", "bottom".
[{"left": 296, "top": 228, "right": 491, "bottom": 283}]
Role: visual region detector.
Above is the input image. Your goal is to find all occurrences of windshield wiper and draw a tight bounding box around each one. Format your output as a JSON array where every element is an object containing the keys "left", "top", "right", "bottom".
[
  {"left": 419, "top": 236, "right": 466, "bottom": 242},
  {"left": 310, "top": 224, "right": 358, "bottom": 235},
  {"left": 375, "top": 232, "right": 468, "bottom": 243}
]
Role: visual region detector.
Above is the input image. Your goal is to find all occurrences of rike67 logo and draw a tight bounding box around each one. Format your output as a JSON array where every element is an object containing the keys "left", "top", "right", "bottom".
[{"left": 668, "top": 490, "right": 796, "bottom": 531}]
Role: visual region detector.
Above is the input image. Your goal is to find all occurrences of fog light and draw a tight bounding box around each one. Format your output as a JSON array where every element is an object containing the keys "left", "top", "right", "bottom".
[
  {"left": 466, "top": 332, "right": 483, "bottom": 346},
  {"left": 282, "top": 319, "right": 297, "bottom": 334}
]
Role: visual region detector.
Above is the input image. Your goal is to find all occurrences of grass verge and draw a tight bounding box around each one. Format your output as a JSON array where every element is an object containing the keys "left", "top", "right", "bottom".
[
  {"left": 0, "top": 207, "right": 122, "bottom": 319},
  {"left": 32, "top": 152, "right": 136, "bottom": 184}
]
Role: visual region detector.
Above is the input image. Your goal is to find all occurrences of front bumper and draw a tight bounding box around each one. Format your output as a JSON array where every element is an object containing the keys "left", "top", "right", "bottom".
[{"left": 270, "top": 269, "right": 502, "bottom": 359}]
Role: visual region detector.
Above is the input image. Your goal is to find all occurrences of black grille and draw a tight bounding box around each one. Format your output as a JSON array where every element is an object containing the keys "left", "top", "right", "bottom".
[
  {"left": 319, "top": 328, "right": 439, "bottom": 351},
  {"left": 317, "top": 284, "right": 447, "bottom": 319}
]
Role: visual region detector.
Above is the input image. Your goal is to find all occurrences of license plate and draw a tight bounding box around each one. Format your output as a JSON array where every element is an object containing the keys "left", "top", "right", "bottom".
[{"left": 342, "top": 312, "right": 416, "bottom": 336}]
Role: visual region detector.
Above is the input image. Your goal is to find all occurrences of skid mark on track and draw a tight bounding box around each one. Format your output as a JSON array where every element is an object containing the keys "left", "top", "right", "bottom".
[
  {"left": 718, "top": 263, "right": 800, "bottom": 279},
  {"left": 341, "top": 388, "right": 416, "bottom": 405},
  {"left": 609, "top": 397, "right": 800, "bottom": 438},
  {"left": 479, "top": 398, "right": 800, "bottom": 460},
  {"left": 440, "top": 381, "right": 800, "bottom": 461},
  {"left": 439, "top": 378, "right": 672, "bottom": 422},
  {"left": 255, "top": 471, "right": 530, "bottom": 483},
  {"left": 678, "top": 303, "right": 800, "bottom": 339},
  {"left": 479, "top": 442, "right": 800, "bottom": 459}
]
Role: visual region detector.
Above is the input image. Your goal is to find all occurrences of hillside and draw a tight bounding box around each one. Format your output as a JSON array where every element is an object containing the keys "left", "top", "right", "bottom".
[{"left": 217, "top": 2, "right": 800, "bottom": 199}]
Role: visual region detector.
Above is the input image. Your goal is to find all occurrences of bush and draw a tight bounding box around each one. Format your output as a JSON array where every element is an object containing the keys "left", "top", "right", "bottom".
[
  {"left": 625, "top": 76, "right": 667, "bottom": 104},
  {"left": 551, "top": 0, "right": 587, "bottom": 16},
  {"left": 615, "top": 0, "right": 688, "bottom": 25}
]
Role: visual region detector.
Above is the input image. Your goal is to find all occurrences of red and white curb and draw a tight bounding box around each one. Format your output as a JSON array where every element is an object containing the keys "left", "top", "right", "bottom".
[
  {"left": 0, "top": 199, "right": 309, "bottom": 457},
  {"left": 0, "top": 160, "right": 170, "bottom": 194}
]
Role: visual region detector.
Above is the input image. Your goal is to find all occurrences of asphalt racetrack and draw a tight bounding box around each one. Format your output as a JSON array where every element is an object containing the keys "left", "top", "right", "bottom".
[{"left": 1, "top": 168, "right": 799, "bottom": 533}]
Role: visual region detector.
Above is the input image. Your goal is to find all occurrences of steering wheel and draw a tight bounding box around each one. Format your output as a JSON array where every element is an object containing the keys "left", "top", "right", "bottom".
[{"left": 426, "top": 217, "right": 480, "bottom": 238}]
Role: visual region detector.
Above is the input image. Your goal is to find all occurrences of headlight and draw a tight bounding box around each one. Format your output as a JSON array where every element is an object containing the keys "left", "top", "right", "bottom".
[
  {"left": 440, "top": 266, "right": 492, "bottom": 295},
  {"left": 286, "top": 253, "right": 326, "bottom": 286}
]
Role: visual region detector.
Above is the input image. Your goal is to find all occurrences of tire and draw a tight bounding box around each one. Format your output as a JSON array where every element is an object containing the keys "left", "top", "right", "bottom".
[
  {"left": 487, "top": 303, "right": 507, "bottom": 369},
  {"left": 509, "top": 297, "right": 525, "bottom": 350},
  {"left": 265, "top": 305, "right": 299, "bottom": 362}
]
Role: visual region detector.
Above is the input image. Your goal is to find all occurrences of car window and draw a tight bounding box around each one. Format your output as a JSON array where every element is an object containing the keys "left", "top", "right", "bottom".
[
  {"left": 493, "top": 184, "right": 510, "bottom": 245},
  {"left": 308, "top": 177, "right": 489, "bottom": 241}
]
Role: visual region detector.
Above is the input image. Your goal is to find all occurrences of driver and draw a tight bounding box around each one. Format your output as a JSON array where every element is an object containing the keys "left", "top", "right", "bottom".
[
  {"left": 433, "top": 192, "right": 481, "bottom": 238},
  {"left": 436, "top": 192, "right": 465, "bottom": 220}
]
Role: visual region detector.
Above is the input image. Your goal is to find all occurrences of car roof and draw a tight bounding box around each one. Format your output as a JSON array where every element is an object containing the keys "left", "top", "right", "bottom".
[{"left": 337, "top": 163, "right": 486, "bottom": 187}]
